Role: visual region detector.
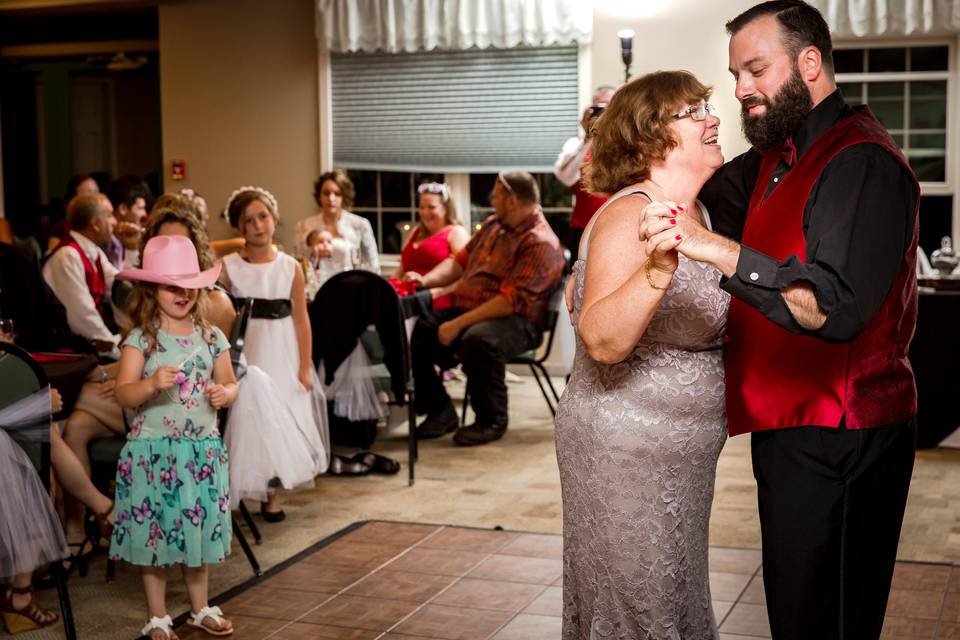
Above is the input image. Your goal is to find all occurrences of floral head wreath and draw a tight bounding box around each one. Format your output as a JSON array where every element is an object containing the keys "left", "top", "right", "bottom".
[{"left": 224, "top": 185, "right": 279, "bottom": 219}]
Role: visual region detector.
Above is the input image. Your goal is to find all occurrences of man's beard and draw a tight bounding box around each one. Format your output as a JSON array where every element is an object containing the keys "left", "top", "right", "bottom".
[{"left": 740, "top": 67, "right": 812, "bottom": 150}]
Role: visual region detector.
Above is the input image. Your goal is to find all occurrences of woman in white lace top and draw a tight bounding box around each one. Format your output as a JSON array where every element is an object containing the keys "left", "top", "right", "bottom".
[{"left": 293, "top": 170, "right": 380, "bottom": 274}]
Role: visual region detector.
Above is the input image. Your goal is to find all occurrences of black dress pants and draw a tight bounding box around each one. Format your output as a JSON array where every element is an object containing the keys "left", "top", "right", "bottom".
[
  {"left": 751, "top": 418, "right": 917, "bottom": 640},
  {"left": 411, "top": 308, "right": 541, "bottom": 427}
]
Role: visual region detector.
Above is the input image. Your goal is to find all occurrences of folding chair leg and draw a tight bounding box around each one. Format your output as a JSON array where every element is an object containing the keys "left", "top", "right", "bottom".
[
  {"left": 461, "top": 388, "right": 470, "bottom": 426},
  {"left": 238, "top": 501, "right": 262, "bottom": 544},
  {"left": 54, "top": 564, "right": 77, "bottom": 640},
  {"left": 528, "top": 364, "right": 556, "bottom": 417},
  {"left": 408, "top": 396, "right": 416, "bottom": 487},
  {"left": 105, "top": 558, "right": 115, "bottom": 583},
  {"left": 232, "top": 516, "right": 262, "bottom": 577},
  {"left": 537, "top": 363, "right": 562, "bottom": 404}
]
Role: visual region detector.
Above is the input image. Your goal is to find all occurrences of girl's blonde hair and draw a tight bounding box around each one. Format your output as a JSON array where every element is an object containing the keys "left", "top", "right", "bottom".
[{"left": 127, "top": 284, "right": 216, "bottom": 358}]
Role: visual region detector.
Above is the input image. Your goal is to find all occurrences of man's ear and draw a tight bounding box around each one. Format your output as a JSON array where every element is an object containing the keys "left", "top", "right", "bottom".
[{"left": 798, "top": 45, "right": 823, "bottom": 83}]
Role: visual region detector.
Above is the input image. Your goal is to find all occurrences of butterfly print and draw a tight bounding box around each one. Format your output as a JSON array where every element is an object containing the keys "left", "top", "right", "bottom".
[
  {"left": 181, "top": 498, "right": 206, "bottom": 527},
  {"left": 131, "top": 498, "right": 156, "bottom": 524}
]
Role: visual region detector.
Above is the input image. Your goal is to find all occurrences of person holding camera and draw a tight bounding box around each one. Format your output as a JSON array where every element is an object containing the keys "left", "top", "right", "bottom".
[{"left": 554, "top": 85, "right": 615, "bottom": 259}]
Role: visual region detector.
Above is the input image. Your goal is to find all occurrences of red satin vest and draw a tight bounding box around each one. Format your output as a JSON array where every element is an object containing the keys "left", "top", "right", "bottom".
[
  {"left": 724, "top": 107, "right": 920, "bottom": 436},
  {"left": 59, "top": 239, "right": 109, "bottom": 319}
]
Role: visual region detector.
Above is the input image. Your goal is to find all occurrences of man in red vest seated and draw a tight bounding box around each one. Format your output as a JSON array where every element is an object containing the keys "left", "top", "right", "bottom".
[
  {"left": 655, "top": 2, "right": 918, "bottom": 638},
  {"left": 554, "top": 85, "right": 615, "bottom": 259},
  {"left": 42, "top": 193, "right": 122, "bottom": 360}
]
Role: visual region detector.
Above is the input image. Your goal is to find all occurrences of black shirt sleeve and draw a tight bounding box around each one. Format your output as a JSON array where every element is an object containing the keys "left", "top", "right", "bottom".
[
  {"left": 721, "top": 143, "right": 917, "bottom": 343},
  {"left": 699, "top": 149, "right": 761, "bottom": 242}
]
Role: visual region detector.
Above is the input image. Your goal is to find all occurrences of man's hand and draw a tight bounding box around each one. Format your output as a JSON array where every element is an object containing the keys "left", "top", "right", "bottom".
[
  {"left": 438, "top": 320, "right": 463, "bottom": 346},
  {"left": 98, "top": 378, "right": 117, "bottom": 400},
  {"left": 116, "top": 222, "right": 142, "bottom": 250}
]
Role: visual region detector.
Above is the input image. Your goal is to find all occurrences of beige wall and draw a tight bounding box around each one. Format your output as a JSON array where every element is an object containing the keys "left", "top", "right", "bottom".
[
  {"left": 591, "top": 0, "right": 758, "bottom": 160},
  {"left": 158, "top": 0, "right": 318, "bottom": 249}
]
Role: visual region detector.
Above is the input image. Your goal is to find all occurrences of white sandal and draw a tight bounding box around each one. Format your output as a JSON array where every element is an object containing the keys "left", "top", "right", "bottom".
[
  {"left": 141, "top": 615, "right": 175, "bottom": 639},
  {"left": 187, "top": 606, "right": 233, "bottom": 636}
]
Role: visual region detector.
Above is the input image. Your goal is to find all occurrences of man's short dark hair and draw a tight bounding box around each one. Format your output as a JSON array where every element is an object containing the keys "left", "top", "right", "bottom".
[
  {"left": 67, "top": 194, "right": 106, "bottom": 231},
  {"left": 107, "top": 175, "right": 152, "bottom": 210},
  {"left": 499, "top": 171, "right": 540, "bottom": 205},
  {"left": 726, "top": 1, "right": 833, "bottom": 73}
]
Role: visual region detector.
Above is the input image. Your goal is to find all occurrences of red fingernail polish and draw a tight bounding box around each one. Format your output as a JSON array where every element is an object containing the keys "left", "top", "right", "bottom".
[
  {"left": 670, "top": 219, "right": 677, "bottom": 225},
  {"left": 678, "top": 204, "right": 686, "bottom": 211},
  {"left": 676, "top": 235, "right": 682, "bottom": 240},
  {"left": 670, "top": 208, "right": 677, "bottom": 214}
]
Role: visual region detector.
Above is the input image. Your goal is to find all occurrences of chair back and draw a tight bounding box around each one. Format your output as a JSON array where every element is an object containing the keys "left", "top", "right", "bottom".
[
  {"left": 0, "top": 342, "right": 48, "bottom": 412},
  {"left": 310, "top": 270, "right": 411, "bottom": 400},
  {"left": 0, "top": 342, "right": 51, "bottom": 480},
  {"left": 230, "top": 297, "right": 254, "bottom": 367},
  {"left": 533, "top": 275, "right": 567, "bottom": 363}
]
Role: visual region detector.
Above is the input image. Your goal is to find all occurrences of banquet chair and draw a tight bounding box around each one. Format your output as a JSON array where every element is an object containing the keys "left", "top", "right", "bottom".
[
  {"left": 461, "top": 275, "right": 568, "bottom": 423},
  {"left": 310, "top": 270, "right": 417, "bottom": 485},
  {"left": 0, "top": 342, "right": 78, "bottom": 640}
]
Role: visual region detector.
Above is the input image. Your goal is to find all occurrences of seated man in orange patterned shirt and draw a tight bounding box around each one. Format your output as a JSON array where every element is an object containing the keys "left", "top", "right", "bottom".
[{"left": 405, "top": 170, "right": 565, "bottom": 446}]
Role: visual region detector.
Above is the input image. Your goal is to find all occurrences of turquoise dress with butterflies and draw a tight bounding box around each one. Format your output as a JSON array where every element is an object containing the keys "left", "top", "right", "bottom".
[{"left": 109, "top": 325, "right": 232, "bottom": 568}]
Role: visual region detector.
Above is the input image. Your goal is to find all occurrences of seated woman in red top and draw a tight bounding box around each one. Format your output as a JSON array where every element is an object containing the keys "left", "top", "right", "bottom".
[{"left": 393, "top": 182, "right": 469, "bottom": 309}]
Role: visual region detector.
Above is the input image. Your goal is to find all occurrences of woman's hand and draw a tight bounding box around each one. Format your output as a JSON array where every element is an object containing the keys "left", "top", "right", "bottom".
[
  {"left": 565, "top": 277, "right": 576, "bottom": 316},
  {"left": 402, "top": 271, "right": 425, "bottom": 284},
  {"left": 297, "top": 368, "right": 314, "bottom": 391},
  {"left": 150, "top": 366, "right": 179, "bottom": 393},
  {"left": 51, "top": 388, "right": 63, "bottom": 414},
  {"left": 639, "top": 201, "right": 682, "bottom": 280}
]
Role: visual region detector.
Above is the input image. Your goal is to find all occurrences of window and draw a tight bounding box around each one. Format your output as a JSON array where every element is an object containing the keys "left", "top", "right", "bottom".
[
  {"left": 347, "top": 170, "right": 442, "bottom": 254},
  {"left": 834, "top": 45, "right": 951, "bottom": 183},
  {"left": 349, "top": 170, "right": 573, "bottom": 253}
]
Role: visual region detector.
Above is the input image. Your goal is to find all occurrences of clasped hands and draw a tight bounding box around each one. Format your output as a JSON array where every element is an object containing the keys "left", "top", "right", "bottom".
[
  {"left": 150, "top": 365, "right": 234, "bottom": 409},
  {"left": 638, "top": 200, "right": 719, "bottom": 279}
]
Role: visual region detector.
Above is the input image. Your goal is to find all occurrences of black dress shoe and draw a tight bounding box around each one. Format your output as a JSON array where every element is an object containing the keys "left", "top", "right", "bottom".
[
  {"left": 416, "top": 403, "right": 459, "bottom": 439},
  {"left": 453, "top": 423, "right": 506, "bottom": 446}
]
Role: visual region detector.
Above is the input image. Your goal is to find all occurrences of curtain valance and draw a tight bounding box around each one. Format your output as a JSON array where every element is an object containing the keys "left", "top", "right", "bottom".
[
  {"left": 317, "top": 0, "right": 592, "bottom": 53},
  {"left": 810, "top": 0, "right": 960, "bottom": 37}
]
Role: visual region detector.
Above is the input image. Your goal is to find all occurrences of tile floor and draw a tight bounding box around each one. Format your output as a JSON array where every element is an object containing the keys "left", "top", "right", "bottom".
[{"left": 169, "top": 521, "right": 960, "bottom": 640}]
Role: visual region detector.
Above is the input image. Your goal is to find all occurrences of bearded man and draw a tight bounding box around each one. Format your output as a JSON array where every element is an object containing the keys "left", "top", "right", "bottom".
[{"left": 652, "top": 1, "right": 919, "bottom": 638}]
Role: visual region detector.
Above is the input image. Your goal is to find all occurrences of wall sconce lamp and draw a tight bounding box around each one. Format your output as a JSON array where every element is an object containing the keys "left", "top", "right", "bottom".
[{"left": 618, "top": 29, "right": 635, "bottom": 83}]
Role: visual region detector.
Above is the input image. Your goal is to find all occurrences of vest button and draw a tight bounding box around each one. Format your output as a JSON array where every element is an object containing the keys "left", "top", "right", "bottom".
[{"left": 749, "top": 272, "right": 759, "bottom": 281}]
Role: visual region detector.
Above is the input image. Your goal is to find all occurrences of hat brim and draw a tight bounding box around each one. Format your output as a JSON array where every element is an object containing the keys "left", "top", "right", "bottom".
[{"left": 117, "top": 262, "right": 222, "bottom": 290}]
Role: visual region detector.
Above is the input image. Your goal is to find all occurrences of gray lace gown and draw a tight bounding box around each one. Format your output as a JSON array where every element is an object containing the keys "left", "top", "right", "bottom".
[{"left": 555, "top": 189, "right": 730, "bottom": 640}]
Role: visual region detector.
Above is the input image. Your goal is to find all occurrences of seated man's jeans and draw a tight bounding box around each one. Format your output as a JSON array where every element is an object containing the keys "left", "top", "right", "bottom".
[{"left": 411, "top": 308, "right": 541, "bottom": 427}]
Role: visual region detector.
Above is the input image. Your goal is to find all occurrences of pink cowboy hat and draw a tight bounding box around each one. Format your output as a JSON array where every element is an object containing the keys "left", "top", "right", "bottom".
[{"left": 117, "top": 235, "right": 221, "bottom": 289}]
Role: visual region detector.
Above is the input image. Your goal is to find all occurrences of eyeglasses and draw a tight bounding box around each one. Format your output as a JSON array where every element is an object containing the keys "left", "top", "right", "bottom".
[
  {"left": 496, "top": 172, "right": 515, "bottom": 196},
  {"left": 417, "top": 182, "right": 449, "bottom": 200},
  {"left": 672, "top": 101, "right": 716, "bottom": 121}
]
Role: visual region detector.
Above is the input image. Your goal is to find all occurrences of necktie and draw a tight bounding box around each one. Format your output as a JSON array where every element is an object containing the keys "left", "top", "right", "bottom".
[{"left": 781, "top": 136, "right": 798, "bottom": 167}]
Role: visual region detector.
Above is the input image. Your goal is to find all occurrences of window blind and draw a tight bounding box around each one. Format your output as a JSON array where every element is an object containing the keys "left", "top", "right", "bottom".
[{"left": 331, "top": 45, "right": 579, "bottom": 172}]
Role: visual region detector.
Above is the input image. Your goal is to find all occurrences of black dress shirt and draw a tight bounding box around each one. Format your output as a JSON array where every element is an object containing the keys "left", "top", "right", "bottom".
[{"left": 700, "top": 90, "right": 917, "bottom": 343}]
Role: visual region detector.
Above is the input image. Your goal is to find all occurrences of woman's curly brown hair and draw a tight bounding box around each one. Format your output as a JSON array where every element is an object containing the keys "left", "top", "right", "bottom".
[
  {"left": 586, "top": 71, "right": 712, "bottom": 195},
  {"left": 313, "top": 169, "right": 355, "bottom": 210}
]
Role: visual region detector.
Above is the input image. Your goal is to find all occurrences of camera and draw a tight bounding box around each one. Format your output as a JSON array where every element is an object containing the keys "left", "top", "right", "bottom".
[{"left": 589, "top": 105, "right": 605, "bottom": 118}]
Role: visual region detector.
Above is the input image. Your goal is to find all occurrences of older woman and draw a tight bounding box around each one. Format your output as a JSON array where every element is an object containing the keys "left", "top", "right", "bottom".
[
  {"left": 294, "top": 169, "right": 379, "bottom": 273},
  {"left": 394, "top": 182, "right": 469, "bottom": 309},
  {"left": 554, "top": 71, "right": 728, "bottom": 638}
]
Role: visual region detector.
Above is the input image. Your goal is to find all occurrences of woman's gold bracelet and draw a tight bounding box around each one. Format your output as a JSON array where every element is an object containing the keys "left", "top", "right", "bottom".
[{"left": 644, "top": 258, "right": 670, "bottom": 291}]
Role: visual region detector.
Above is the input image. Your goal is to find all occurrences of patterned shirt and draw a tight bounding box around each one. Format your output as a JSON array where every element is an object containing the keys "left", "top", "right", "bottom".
[{"left": 452, "top": 209, "right": 564, "bottom": 328}]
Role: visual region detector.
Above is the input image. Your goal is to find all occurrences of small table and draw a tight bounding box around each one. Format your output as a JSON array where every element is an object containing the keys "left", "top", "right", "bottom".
[{"left": 911, "top": 289, "right": 960, "bottom": 448}]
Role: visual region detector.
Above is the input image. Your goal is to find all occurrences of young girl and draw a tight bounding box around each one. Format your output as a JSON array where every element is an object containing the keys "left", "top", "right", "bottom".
[
  {"left": 112, "top": 235, "right": 237, "bottom": 639},
  {"left": 220, "top": 187, "right": 329, "bottom": 520}
]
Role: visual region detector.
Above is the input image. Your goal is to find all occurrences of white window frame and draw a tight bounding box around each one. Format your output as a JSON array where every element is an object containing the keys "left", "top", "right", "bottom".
[{"left": 834, "top": 37, "right": 959, "bottom": 244}]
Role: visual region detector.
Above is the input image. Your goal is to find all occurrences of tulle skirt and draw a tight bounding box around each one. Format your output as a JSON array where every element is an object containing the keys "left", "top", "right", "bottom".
[
  {"left": 322, "top": 341, "right": 388, "bottom": 422},
  {"left": 0, "top": 430, "right": 69, "bottom": 580},
  {"left": 225, "top": 365, "right": 323, "bottom": 507}
]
